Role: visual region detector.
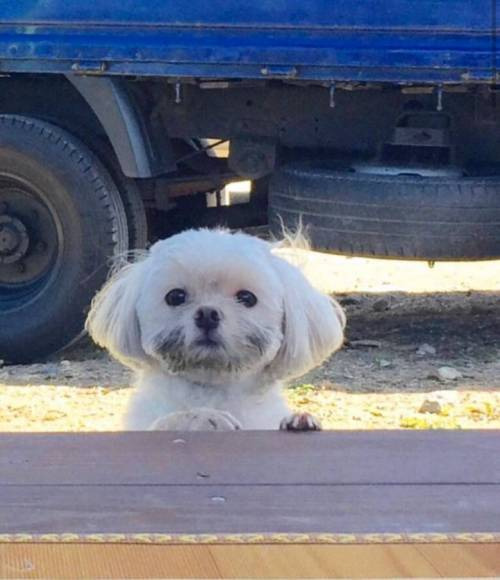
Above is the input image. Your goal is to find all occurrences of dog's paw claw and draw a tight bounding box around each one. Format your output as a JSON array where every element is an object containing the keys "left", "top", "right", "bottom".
[{"left": 280, "top": 412, "right": 322, "bottom": 432}]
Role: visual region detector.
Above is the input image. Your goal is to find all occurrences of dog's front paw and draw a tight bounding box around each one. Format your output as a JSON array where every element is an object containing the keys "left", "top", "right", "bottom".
[
  {"left": 279, "top": 412, "right": 322, "bottom": 432},
  {"left": 149, "top": 408, "right": 242, "bottom": 431}
]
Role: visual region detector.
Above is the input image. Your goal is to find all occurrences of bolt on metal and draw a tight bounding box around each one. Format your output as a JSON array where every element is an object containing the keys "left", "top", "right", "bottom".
[
  {"left": 175, "top": 82, "right": 182, "bottom": 104},
  {"left": 436, "top": 84, "right": 443, "bottom": 111},
  {"left": 329, "top": 82, "right": 336, "bottom": 108}
]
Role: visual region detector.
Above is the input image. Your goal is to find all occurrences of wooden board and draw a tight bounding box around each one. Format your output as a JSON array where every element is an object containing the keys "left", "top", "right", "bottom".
[
  {"left": 0, "top": 431, "right": 499, "bottom": 535},
  {"left": 1, "top": 544, "right": 500, "bottom": 579},
  {"left": 1, "top": 483, "right": 499, "bottom": 535},
  {"left": 1, "top": 431, "right": 498, "bottom": 485}
]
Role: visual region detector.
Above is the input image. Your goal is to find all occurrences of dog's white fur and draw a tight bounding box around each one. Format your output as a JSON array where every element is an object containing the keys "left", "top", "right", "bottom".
[{"left": 86, "top": 229, "right": 345, "bottom": 430}]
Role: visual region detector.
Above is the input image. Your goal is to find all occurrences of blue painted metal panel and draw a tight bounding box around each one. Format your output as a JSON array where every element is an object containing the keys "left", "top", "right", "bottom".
[{"left": 0, "top": 1, "right": 493, "bottom": 83}]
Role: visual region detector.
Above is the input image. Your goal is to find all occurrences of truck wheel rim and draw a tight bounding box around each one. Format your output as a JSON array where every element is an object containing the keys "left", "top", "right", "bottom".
[{"left": 0, "top": 177, "right": 61, "bottom": 311}]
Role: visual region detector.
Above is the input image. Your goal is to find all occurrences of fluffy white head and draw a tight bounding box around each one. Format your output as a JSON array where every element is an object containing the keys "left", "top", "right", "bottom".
[{"left": 86, "top": 229, "right": 345, "bottom": 384}]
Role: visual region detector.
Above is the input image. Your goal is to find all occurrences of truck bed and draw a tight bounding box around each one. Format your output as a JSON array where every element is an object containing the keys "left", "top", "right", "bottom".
[{"left": 0, "top": 0, "right": 494, "bottom": 82}]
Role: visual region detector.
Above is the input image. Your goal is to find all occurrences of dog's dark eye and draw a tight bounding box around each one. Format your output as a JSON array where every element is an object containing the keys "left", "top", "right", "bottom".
[
  {"left": 165, "top": 288, "right": 187, "bottom": 306},
  {"left": 236, "top": 290, "right": 257, "bottom": 308}
]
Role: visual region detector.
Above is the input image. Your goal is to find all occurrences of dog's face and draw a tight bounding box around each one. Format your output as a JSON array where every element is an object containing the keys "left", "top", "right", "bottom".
[
  {"left": 86, "top": 229, "right": 345, "bottom": 383},
  {"left": 136, "top": 235, "right": 285, "bottom": 382}
]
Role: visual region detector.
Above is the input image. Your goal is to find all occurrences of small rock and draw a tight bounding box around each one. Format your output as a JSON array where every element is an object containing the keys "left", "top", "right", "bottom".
[
  {"left": 40, "top": 364, "right": 58, "bottom": 375},
  {"left": 437, "top": 366, "right": 463, "bottom": 381},
  {"left": 60, "top": 360, "right": 71, "bottom": 367},
  {"left": 349, "top": 340, "right": 382, "bottom": 349},
  {"left": 372, "top": 299, "right": 390, "bottom": 312},
  {"left": 419, "top": 399, "right": 442, "bottom": 414},
  {"left": 339, "top": 296, "right": 360, "bottom": 307},
  {"left": 0, "top": 359, "right": 4, "bottom": 368},
  {"left": 376, "top": 359, "right": 392, "bottom": 368},
  {"left": 416, "top": 343, "right": 436, "bottom": 356}
]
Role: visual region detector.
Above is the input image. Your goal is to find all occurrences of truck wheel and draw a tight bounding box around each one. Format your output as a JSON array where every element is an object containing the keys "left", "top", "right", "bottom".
[
  {"left": 0, "top": 115, "right": 128, "bottom": 363},
  {"left": 89, "top": 137, "right": 148, "bottom": 250},
  {"left": 269, "top": 163, "right": 500, "bottom": 260},
  {"left": 119, "top": 176, "right": 148, "bottom": 250}
]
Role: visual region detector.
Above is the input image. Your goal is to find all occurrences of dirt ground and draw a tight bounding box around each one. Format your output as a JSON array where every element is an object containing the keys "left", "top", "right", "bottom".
[{"left": 1, "top": 252, "right": 499, "bottom": 431}]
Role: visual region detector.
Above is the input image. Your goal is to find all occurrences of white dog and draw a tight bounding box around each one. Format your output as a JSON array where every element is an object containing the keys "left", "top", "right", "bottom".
[{"left": 86, "top": 229, "right": 345, "bottom": 431}]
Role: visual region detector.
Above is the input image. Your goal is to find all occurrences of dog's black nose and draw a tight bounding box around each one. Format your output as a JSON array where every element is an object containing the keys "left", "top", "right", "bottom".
[{"left": 194, "top": 307, "right": 220, "bottom": 331}]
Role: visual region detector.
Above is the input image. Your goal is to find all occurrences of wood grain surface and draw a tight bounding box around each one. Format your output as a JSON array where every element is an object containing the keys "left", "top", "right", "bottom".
[{"left": 1, "top": 544, "right": 499, "bottom": 578}]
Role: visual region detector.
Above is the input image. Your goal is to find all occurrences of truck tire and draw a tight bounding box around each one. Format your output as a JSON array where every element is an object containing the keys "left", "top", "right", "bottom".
[
  {"left": 269, "top": 163, "right": 500, "bottom": 260},
  {"left": 119, "top": 177, "right": 148, "bottom": 250},
  {"left": 0, "top": 115, "right": 128, "bottom": 363},
  {"left": 89, "top": 137, "right": 148, "bottom": 250}
]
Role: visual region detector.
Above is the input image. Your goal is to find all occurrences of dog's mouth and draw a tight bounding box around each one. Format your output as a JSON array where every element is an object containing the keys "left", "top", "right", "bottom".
[
  {"left": 194, "top": 335, "right": 221, "bottom": 349},
  {"left": 154, "top": 327, "right": 264, "bottom": 376}
]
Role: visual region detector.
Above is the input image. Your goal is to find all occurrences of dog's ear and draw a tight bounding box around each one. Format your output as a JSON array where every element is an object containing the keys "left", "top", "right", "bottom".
[
  {"left": 86, "top": 259, "right": 151, "bottom": 369},
  {"left": 266, "top": 253, "right": 345, "bottom": 380}
]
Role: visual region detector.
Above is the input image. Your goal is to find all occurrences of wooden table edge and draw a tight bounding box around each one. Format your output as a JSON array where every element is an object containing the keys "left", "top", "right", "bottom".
[{"left": 1, "top": 532, "right": 499, "bottom": 545}]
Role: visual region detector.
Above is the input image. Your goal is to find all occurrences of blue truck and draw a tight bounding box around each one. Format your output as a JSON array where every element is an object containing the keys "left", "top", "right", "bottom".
[{"left": 0, "top": 1, "right": 498, "bottom": 362}]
